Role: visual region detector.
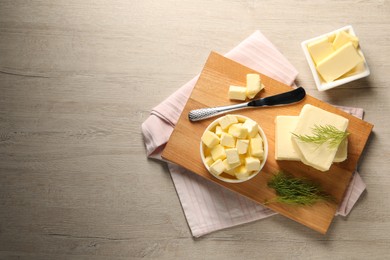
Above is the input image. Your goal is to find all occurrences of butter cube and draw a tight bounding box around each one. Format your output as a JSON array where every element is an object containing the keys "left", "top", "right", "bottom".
[
  {"left": 211, "top": 144, "right": 227, "bottom": 161},
  {"left": 307, "top": 37, "right": 334, "bottom": 65},
  {"left": 204, "top": 156, "right": 214, "bottom": 167},
  {"left": 236, "top": 139, "right": 249, "bottom": 154},
  {"left": 316, "top": 42, "right": 362, "bottom": 83},
  {"left": 245, "top": 157, "right": 261, "bottom": 172},
  {"left": 209, "top": 159, "right": 225, "bottom": 176},
  {"left": 292, "top": 104, "right": 349, "bottom": 171},
  {"left": 228, "top": 85, "right": 247, "bottom": 101},
  {"left": 333, "top": 30, "right": 359, "bottom": 49},
  {"left": 246, "top": 74, "right": 263, "bottom": 99},
  {"left": 222, "top": 159, "right": 240, "bottom": 172},
  {"left": 275, "top": 116, "right": 301, "bottom": 161},
  {"left": 218, "top": 115, "right": 238, "bottom": 130},
  {"left": 242, "top": 118, "right": 259, "bottom": 138},
  {"left": 228, "top": 123, "right": 248, "bottom": 139},
  {"left": 220, "top": 132, "right": 236, "bottom": 148},
  {"left": 215, "top": 126, "right": 223, "bottom": 136},
  {"left": 334, "top": 138, "right": 348, "bottom": 162},
  {"left": 249, "top": 136, "right": 264, "bottom": 159},
  {"left": 225, "top": 148, "right": 240, "bottom": 165},
  {"left": 201, "top": 130, "right": 220, "bottom": 148},
  {"left": 235, "top": 165, "right": 249, "bottom": 180}
]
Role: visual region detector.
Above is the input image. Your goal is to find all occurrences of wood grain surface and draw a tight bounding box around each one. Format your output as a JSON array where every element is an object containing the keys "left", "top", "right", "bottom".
[
  {"left": 0, "top": 0, "right": 389, "bottom": 259},
  {"left": 162, "top": 51, "right": 373, "bottom": 234}
]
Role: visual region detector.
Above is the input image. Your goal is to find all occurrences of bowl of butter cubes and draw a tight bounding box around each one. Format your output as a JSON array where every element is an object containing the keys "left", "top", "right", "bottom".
[
  {"left": 200, "top": 114, "right": 268, "bottom": 183},
  {"left": 301, "top": 25, "right": 370, "bottom": 91}
]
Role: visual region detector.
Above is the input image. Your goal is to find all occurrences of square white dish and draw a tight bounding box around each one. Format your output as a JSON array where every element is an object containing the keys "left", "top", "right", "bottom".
[{"left": 301, "top": 25, "right": 370, "bottom": 91}]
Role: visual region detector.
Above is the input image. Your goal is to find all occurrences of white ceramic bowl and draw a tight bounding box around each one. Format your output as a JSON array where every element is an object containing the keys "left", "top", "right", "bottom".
[
  {"left": 200, "top": 114, "right": 268, "bottom": 183},
  {"left": 301, "top": 25, "right": 370, "bottom": 91}
]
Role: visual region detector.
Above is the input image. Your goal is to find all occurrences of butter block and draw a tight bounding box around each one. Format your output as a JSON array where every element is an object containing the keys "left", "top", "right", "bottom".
[
  {"left": 275, "top": 115, "right": 347, "bottom": 162},
  {"left": 201, "top": 130, "right": 220, "bottom": 148},
  {"left": 228, "top": 123, "right": 248, "bottom": 139},
  {"left": 242, "top": 118, "right": 259, "bottom": 138},
  {"left": 333, "top": 30, "right": 359, "bottom": 49},
  {"left": 218, "top": 114, "right": 238, "bottom": 130},
  {"left": 316, "top": 42, "right": 362, "bottom": 83},
  {"left": 211, "top": 144, "right": 226, "bottom": 161},
  {"left": 246, "top": 74, "right": 263, "bottom": 99},
  {"left": 228, "top": 85, "right": 247, "bottom": 101},
  {"left": 292, "top": 104, "right": 349, "bottom": 171},
  {"left": 249, "top": 136, "right": 264, "bottom": 159},
  {"left": 236, "top": 139, "right": 249, "bottom": 154},
  {"left": 275, "top": 116, "right": 301, "bottom": 161},
  {"left": 222, "top": 159, "right": 239, "bottom": 176},
  {"left": 220, "top": 132, "right": 236, "bottom": 148},
  {"left": 307, "top": 37, "right": 334, "bottom": 65},
  {"left": 209, "top": 159, "right": 225, "bottom": 176},
  {"left": 245, "top": 157, "right": 261, "bottom": 172},
  {"left": 225, "top": 148, "right": 240, "bottom": 165}
]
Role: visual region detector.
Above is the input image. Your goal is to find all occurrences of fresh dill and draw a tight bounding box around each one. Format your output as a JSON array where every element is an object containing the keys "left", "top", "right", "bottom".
[
  {"left": 266, "top": 171, "right": 332, "bottom": 206},
  {"left": 292, "top": 124, "right": 349, "bottom": 149}
]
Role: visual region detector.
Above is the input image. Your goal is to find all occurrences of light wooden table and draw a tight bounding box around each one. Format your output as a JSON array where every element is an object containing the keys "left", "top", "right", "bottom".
[{"left": 1, "top": 1, "right": 389, "bottom": 259}]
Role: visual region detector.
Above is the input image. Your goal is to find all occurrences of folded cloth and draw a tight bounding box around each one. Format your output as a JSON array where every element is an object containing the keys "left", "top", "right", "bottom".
[{"left": 141, "top": 30, "right": 366, "bottom": 237}]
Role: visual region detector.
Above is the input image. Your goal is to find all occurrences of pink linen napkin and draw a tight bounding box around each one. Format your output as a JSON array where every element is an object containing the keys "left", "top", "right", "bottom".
[{"left": 142, "top": 31, "right": 366, "bottom": 237}]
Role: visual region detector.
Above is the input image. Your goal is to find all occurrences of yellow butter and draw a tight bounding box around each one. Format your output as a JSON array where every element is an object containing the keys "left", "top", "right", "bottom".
[
  {"left": 228, "top": 123, "right": 248, "bottom": 139},
  {"left": 220, "top": 132, "right": 236, "bottom": 148},
  {"left": 234, "top": 165, "right": 249, "bottom": 180},
  {"left": 275, "top": 115, "right": 347, "bottom": 162},
  {"left": 292, "top": 104, "right": 349, "bottom": 171},
  {"left": 333, "top": 30, "right": 359, "bottom": 49},
  {"left": 236, "top": 139, "right": 249, "bottom": 154},
  {"left": 316, "top": 42, "right": 362, "bottom": 83},
  {"left": 246, "top": 74, "right": 263, "bottom": 99},
  {"left": 201, "top": 130, "right": 219, "bottom": 148},
  {"left": 218, "top": 114, "right": 238, "bottom": 130},
  {"left": 225, "top": 148, "right": 240, "bottom": 166},
  {"left": 307, "top": 37, "right": 334, "bottom": 65},
  {"left": 242, "top": 118, "right": 259, "bottom": 138},
  {"left": 210, "top": 144, "right": 226, "bottom": 161},
  {"left": 228, "top": 85, "right": 247, "bottom": 101},
  {"left": 249, "top": 136, "right": 264, "bottom": 159},
  {"left": 245, "top": 157, "right": 260, "bottom": 172},
  {"left": 209, "top": 159, "right": 225, "bottom": 176}
]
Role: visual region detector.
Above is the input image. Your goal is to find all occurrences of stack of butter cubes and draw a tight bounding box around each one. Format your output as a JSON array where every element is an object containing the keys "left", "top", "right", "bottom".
[
  {"left": 201, "top": 115, "right": 265, "bottom": 180},
  {"left": 275, "top": 104, "right": 349, "bottom": 172}
]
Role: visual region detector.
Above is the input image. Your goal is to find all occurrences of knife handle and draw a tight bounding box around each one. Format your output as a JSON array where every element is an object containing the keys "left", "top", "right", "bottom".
[{"left": 188, "top": 103, "right": 248, "bottom": 121}]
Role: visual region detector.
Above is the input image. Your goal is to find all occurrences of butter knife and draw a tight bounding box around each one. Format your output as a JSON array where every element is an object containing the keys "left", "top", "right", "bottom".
[{"left": 188, "top": 87, "right": 306, "bottom": 122}]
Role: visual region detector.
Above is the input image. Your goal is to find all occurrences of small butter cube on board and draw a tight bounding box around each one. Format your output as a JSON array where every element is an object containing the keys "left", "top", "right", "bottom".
[
  {"left": 292, "top": 104, "right": 349, "bottom": 172},
  {"left": 246, "top": 74, "right": 263, "bottom": 99},
  {"left": 228, "top": 85, "right": 247, "bottom": 101}
]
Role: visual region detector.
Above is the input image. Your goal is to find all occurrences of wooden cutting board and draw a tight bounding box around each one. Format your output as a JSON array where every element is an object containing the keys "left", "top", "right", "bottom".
[{"left": 161, "top": 51, "right": 373, "bottom": 234}]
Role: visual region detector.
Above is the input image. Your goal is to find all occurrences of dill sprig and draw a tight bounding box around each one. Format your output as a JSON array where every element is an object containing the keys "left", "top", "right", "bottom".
[
  {"left": 266, "top": 171, "right": 332, "bottom": 206},
  {"left": 292, "top": 124, "right": 349, "bottom": 149}
]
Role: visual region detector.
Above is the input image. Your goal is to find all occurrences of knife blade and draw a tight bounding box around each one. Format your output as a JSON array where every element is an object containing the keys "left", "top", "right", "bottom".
[{"left": 188, "top": 86, "right": 306, "bottom": 122}]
